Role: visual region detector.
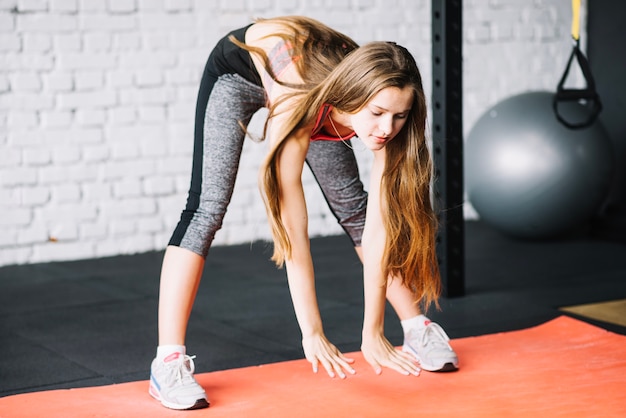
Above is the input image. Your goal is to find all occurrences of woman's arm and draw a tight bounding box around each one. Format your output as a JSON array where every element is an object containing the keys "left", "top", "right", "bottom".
[
  {"left": 246, "top": 25, "right": 355, "bottom": 378},
  {"left": 360, "top": 153, "right": 421, "bottom": 376},
  {"left": 275, "top": 127, "right": 320, "bottom": 338},
  {"left": 272, "top": 124, "right": 355, "bottom": 379}
]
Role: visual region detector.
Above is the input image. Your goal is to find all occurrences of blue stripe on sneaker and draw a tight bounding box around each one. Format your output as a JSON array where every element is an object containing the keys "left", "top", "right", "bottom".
[{"left": 150, "top": 373, "right": 161, "bottom": 391}]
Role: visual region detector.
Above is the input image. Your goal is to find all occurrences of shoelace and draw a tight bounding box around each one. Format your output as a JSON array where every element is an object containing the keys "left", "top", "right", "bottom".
[
  {"left": 418, "top": 322, "right": 452, "bottom": 352},
  {"left": 165, "top": 354, "right": 197, "bottom": 385}
]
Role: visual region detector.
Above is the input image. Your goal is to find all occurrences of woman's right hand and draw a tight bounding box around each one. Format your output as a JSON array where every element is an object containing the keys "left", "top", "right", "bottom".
[{"left": 302, "top": 333, "right": 356, "bottom": 379}]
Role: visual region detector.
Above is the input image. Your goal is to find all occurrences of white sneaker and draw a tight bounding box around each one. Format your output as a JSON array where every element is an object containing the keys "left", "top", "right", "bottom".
[
  {"left": 149, "top": 352, "right": 209, "bottom": 410},
  {"left": 402, "top": 319, "right": 459, "bottom": 372}
]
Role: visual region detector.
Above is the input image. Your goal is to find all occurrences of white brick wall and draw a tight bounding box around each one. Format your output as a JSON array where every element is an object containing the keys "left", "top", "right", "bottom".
[{"left": 0, "top": 0, "right": 583, "bottom": 266}]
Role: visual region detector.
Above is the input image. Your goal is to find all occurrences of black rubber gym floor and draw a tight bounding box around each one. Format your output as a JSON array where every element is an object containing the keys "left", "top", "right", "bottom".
[{"left": 1, "top": 221, "right": 625, "bottom": 398}]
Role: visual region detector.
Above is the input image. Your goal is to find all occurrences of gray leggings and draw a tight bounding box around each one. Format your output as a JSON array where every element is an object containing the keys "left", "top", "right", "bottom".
[{"left": 169, "top": 73, "right": 368, "bottom": 258}]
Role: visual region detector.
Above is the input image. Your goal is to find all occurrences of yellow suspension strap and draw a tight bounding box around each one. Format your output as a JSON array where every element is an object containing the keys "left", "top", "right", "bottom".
[
  {"left": 571, "top": 0, "right": 581, "bottom": 41},
  {"left": 553, "top": 0, "right": 603, "bottom": 129}
]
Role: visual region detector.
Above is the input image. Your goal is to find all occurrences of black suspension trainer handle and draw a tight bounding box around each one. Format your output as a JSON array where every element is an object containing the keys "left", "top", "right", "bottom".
[
  {"left": 553, "top": 40, "right": 603, "bottom": 130},
  {"left": 553, "top": 0, "right": 602, "bottom": 130}
]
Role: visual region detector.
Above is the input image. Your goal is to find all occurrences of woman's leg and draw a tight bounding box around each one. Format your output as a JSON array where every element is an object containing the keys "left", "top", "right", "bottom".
[
  {"left": 306, "top": 140, "right": 419, "bottom": 314},
  {"left": 158, "top": 246, "right": 205, "bottom": 345},
  {"left": 385, "top": 277, "right": 422, "bottom": 319},
  {"left": 305, "top": 139, "right": 368, "bottom": 245},
  {"left": 160, "top": 74, "right": 265, "bottom": 345},
  {"left": 150, "top": 74, "right": 265, "bottom": 410}
]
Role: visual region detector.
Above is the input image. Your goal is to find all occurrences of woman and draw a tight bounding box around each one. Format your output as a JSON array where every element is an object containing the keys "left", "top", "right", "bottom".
[{"left": 149, "top": 16, "right": 458, "bottom": 411}]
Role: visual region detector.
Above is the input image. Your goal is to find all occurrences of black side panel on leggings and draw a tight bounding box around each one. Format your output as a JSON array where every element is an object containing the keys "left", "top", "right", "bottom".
[{"left": 169, "top": 25, "right": 262, "bottom": 248}]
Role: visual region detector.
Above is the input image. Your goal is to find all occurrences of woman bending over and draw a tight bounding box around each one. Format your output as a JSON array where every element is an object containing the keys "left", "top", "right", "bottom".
[{"left": 149, "top": 16, "right": 458, "bottom": 411}]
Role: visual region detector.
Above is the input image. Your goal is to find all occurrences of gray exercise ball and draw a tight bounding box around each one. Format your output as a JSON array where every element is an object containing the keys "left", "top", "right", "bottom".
[{"left": 466, "top": 91, "right": 613, "bottom": 239}]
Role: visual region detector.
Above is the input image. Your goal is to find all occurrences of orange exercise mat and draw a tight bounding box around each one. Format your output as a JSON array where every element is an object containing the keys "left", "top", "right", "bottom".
[{"left": 1, "top": 316, "right": 625, "bottom": 417}]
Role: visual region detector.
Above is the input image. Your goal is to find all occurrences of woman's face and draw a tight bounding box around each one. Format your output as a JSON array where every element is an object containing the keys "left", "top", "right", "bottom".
[{"left": 349, "top": 86, "right": 414, "bottom": 152}]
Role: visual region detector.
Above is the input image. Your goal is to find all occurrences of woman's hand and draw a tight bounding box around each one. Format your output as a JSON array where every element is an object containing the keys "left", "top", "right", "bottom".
[
  {"left": 361, "top": 331, "right": 421, "bottom": 376},
  {"left": 302, "top": 333, "right": 356, "bottom": 379}
]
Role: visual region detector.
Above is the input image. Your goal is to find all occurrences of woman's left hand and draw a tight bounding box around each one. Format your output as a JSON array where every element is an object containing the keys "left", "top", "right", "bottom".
[
  {"left": 361, "top": 331, "right": 421, "bottom": 376},
  {"left": 302, "top": 332, "right": 356, "bottom": 379}
]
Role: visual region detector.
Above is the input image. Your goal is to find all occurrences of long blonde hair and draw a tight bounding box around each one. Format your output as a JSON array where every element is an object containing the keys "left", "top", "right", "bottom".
[{"left": 237, "top": 18, "right": 440, "bottom": 309}]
